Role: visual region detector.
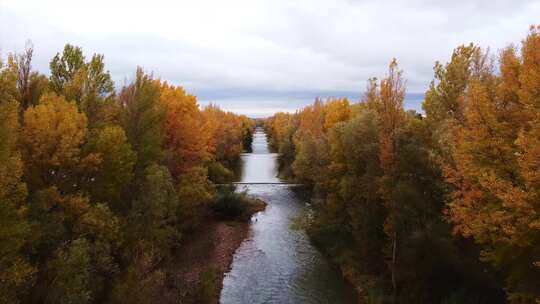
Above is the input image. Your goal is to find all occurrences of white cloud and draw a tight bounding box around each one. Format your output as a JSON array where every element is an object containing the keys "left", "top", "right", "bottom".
[{"left": 1, "top": 0, "right": 539, "bottom": 116}]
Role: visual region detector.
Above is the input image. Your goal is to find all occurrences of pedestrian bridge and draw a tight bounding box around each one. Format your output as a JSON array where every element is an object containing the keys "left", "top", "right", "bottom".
[{"left": 215, "top": 182, "right": 304, "bottom": 186}]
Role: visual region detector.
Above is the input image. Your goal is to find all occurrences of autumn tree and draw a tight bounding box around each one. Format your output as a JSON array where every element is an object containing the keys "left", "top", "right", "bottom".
[
  {"left": 203, "top": 104, "right": 249, "bottom": 164},
  {"left": 20, "top": 93, "right": 90, "bottom": 192},
  {"left": 292, "top": 99, "right": 327, "bottom": 186},
  {"left": 158, "top": 82, "right": 214, "bottom": 227},
  {"left": 265, "top": 112, "right": 298, "bottom": 177},
  {"left": 159, "top": 82, "right": 209, "bottom": 179},
  {"left": 446, "top": 26, "right": 540, "bottom": 302},
  {"left": 0, "top": 98, "right": 35, "bottom": 304},
  {"left": 370, "top": 59, "right": 406, "bottom": 298},
  {"left": 266, "top": 53, "right": 506, "bottom": 302},
  {"left": 323, "top": 98, "right": 351, "bottom": 130},
  {"left": 0, "top": 55, "right": 18, "bottom": 102},
  {"left": 1, "top": 41, "right": 258, "bottom": 303},
  {"left": 202, "top": 104, "right": 254, "bottom": 183}
]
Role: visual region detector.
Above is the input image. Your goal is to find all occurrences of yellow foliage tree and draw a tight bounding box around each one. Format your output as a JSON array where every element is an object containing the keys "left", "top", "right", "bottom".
[{"left": 21, "top": 93, "right": 90, "bottom": 191}]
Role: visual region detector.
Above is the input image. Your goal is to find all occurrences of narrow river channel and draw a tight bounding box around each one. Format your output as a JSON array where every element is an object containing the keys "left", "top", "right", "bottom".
[{"left": 219, "top": 128, "right": 357, "bottom": 304}]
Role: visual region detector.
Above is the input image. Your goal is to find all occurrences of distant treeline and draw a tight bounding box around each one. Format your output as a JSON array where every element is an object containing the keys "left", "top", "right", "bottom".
[
  {"left": 0, "top": 43, "right": 254, "bottom": 303},
  {"left": 265, "top": 26, "right": 540, "bottom": 303}
]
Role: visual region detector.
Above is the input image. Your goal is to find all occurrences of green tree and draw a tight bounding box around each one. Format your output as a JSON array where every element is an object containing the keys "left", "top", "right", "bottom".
[
  {"left": 47, "top": 238, "right": 92, "bottom": 304},
  {"left": 423, "top": 44, "right": 483, "bottom": 124},
  {"left": 83, "top": 126, "right": 135, "bottom": 207},
  {"left": 77, "top": 203, "right": 122, "bottom": 301},
  {"left": 110, "top": 252, "right": 166, "bottom": 304},
  {"left": 27, "top": 188, "right": 90, "bottom": 261},
  {"left": 127, "top": 164, "right": 180, "bottom": 263},
  {"left": 49, "top": 44, "right": 85, "bottom": 96},
  {"left": 332, "top": 110, "right": 385, "bottom": 274},
  {"left": 49, "top": 44, "right": 113, "bottom": 99},
  {"left": 49, "top": 44, "right": 115, "bottom": 127},
  {"left": 119, "top": 68, "right": 163, "bottom": 173}
]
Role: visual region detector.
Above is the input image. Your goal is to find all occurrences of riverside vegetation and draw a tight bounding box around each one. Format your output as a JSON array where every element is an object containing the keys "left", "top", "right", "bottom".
[
  {"left": 0, "top": 43, "right": 255, "bottom": 303},
  {"left": 2, "top": 26, "right": 540, "bottom": 304},
  {"left": 265, "top": 26, "right": 540, "bottom": 303}
]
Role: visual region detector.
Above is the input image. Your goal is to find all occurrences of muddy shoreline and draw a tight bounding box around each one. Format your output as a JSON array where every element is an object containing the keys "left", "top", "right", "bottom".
[{"left": 165, "top": 198, "right": 266, "bottom": 304}]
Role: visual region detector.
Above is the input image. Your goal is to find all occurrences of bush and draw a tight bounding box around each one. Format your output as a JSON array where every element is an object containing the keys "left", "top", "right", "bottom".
[
  {"left": 211, "top": 186, "right": 249, "bottom": 220},
  {"left": 211, "top": 186, "right": 265, "bottom": 221},
  {"left": 207, "top": 162, "right": 234, "bottom": 183}
]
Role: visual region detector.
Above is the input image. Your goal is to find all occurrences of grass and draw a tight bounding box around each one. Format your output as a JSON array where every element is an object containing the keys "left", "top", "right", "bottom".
[{"left": 198, "top": 268, "right": 221, "bottom": 304}]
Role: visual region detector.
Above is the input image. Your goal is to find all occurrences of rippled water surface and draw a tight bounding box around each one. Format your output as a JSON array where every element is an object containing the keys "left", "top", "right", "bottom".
[{"left": 219, "top": 129, "right": 356, "bottom": 304}]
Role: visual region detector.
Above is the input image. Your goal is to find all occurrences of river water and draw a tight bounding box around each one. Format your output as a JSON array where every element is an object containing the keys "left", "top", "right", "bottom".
[{"left": 219, "top": 129, "right": 357, "bottom": 304}]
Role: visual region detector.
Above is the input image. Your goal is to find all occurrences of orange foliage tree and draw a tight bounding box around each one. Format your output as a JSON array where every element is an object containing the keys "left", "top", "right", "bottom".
[{"left": 444, "top": 27, "right": 540, "bottom": 302}]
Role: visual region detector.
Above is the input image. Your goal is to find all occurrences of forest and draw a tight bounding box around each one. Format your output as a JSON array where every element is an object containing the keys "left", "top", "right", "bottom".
[
  {"left": 265, "top": 26, "right": 540, "bottom": 303},
  {"left": 0, "top": 43, "right": 255, "bottom": 303},
  {"left": 2, "top": 19, "right": 540, "bottom": 304}
]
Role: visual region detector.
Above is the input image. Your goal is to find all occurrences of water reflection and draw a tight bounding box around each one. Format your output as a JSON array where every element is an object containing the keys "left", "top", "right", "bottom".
[{"left": 219, "top": 129, "right": 356, "bottom": 304}]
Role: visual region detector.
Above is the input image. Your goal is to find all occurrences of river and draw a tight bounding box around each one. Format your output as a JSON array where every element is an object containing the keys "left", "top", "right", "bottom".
[{"left": 219, "top": 128, "right": 357, "bottom": 304}]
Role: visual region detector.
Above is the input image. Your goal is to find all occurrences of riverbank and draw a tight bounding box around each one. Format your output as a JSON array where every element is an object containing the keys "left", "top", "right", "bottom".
[
  {"left": 308, "top": 233, "right": 380, "bottom": 303},
  {"left": 170, "top": 198, "right": 266, "bottom": 304}
]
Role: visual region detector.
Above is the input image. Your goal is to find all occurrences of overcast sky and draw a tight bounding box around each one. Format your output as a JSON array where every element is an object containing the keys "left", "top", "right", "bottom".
[{"left": 1, "top": 0, "right": 539, "bottom": 116}]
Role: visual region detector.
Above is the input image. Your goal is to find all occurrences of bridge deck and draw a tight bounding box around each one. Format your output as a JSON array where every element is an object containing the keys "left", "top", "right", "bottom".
[{"left": 215, "top": 182, "right": 304, "bottom": 186}]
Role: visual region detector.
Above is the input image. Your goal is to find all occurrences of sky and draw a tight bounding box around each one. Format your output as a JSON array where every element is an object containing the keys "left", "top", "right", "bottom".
[{"left": 1, "top": 0, "right": 540, "bottom": 117}]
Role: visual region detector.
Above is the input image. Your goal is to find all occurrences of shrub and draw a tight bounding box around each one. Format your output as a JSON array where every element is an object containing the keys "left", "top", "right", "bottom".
[
  {"left": 211, "top": 186, "right": 265, "bottom": 221},
  {"left": 207, "top": 162, "right": 234, "bottom": 183}
]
